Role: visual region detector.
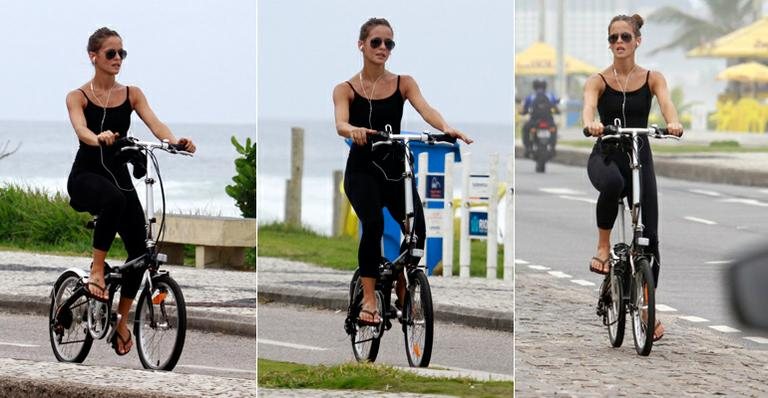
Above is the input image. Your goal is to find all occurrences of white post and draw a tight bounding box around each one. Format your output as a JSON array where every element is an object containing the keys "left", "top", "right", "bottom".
[
  {"left": 459, "top": 151, "right": 471, "bottom": 278},
  {"left": 442, "top": 153, "right": 454, "bottom": 277},
  {"left": 417, "top": 152, "right": 429, "bottom": 267},
  {"left": 504, "top": 154, "right": 514, "bottom": 281},
  {"left": 486, "top": 153, "right": 499, "bottom": 279}
]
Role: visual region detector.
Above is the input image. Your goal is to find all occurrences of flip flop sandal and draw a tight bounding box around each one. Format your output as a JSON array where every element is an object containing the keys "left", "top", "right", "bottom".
[
  {"left": 111, "top": 329, "right": 133, "bottom": 356},
  {"left": 589, "top": 257, "right": 611, "bottom": 275},
  {"left": 84, "top": 282, "right": 109, "bottom": 303},
  {"left": 357, "top": 309, "right": 382, "bottom": 326},
  {"left": 653, "top": 320, "right": 665, "bottom": 342}
]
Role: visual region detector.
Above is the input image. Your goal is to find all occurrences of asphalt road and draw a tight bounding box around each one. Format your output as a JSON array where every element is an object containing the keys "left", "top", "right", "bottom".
[
  {"left": 515, "top": 159, "right": 768, "bottom": 347},
  {"left": 0, "top": 311, "right": 256, "bottom": 379},
  {"left": 258, "top": 302, "right": 514, "bottom": 376}
]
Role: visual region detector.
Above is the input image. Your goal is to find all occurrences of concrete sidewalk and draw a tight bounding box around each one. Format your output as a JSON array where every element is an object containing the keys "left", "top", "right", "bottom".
[
  {"left": 0, "top": 250, "right": 256, "bottom": 336},
  {"left": 515, "top": 268, "right": 768, "bottom": 396},
  {"left": 258, "top": 257, "right": 513, "bottom": 332},
  {"left": 520, "top": 127, "right": 768, "bottom": 187}
]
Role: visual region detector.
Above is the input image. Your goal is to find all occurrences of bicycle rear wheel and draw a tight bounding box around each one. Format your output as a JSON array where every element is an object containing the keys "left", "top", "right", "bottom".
[
  {"left": 605, "top": 269, "right": 625, "bottom": 347},
  {"left": 350, "top": 274, "right": 383, "bottom": 363},
  {"left": 49, "top": 271, "right": 93, "bottom": 363},
  {"left": 631, "top": 258, "right": 655, "bottom": 356},
  {"left": 403, "top": 270, "right": 433, "bottom": 367},
  {"left": 134, "top": 274, "right": 187, "bottom": 370}
]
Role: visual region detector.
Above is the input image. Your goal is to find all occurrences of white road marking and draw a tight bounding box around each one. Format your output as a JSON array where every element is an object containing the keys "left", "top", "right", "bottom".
[
  {"left": 721, "top": 198, "right": 768, "bottom": 207},
  {"left": 548, "top": 271, "right": 572, "bottom": 279},
  {"left": 177, "top": 364, "right": 257, "bottom": 375},
  {"left": 684, "top": 216, "right": 717, "bottom": 225},
  {"left": 540, "top": 188, "right": 584, "bottom": 195},
  {"left": 527, "top": 265, "right": 550, "bottom": 271},
  {"left": 655, "top": 304, "right": 677, "bottom": 312},
  {"left": 744, "top": 336, "right": 768, "bottom": 344},
  {"left": 705, "top": 260, "right": 733, "bottom": 265},
  {"left": 0, "top": 342, "right": 39, "bottom": 348},
  {"left": 559, "top": 195, "right": 598, "bottom": 204},
  {"left": 689, "top": 189, "right": 722, "bottom": 197},
  {"left": 259, "top": 339, "right": 328, "bottom": 351},
  {"left": 679, "top": 315, "right": 709, "bottom": 323},
  {"left": 709, "top": 325, "right": 741, "bottom": 333},
  {"left": 571, "top": 279, "right": 595, "bottom": 287},
  {"left": 422, "top": 364, "right": 514, "bottom": 382},
  {"left": 515, "top": 259, "right": 529, "bottom": 264}
]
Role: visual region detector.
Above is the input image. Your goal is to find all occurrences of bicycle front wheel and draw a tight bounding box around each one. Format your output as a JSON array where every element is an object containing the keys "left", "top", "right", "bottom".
[
  {"left": 49, "top": 271, "right": 93, "bottom": 363},
  {"left": 134, "top": 274, "right": 187, "bottom": 370},
  {"left": 631, "top": 258, "right": 655, "bottom": 356},
  {"left": 403, "top": 270, "right": 434, "bottom": 367}
]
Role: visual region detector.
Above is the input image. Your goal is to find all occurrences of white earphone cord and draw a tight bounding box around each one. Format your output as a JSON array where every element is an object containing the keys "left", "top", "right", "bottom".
[{"left": 93, "top": 82, "right": 134, "bottom": 192}]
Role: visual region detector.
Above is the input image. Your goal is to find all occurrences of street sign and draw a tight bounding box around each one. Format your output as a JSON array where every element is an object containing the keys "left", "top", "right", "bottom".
[
  {"left": 424, "top": 208, "right": 444, "bottom": 238},
  {"left": 469, "top": 174, "right": 490, "bottom": 201},
  {"left": 469, "top": 210, "right": 488, "bottom": 239},
  {"left": 426, "top": 174, "right": 445, "bottom": 199}
]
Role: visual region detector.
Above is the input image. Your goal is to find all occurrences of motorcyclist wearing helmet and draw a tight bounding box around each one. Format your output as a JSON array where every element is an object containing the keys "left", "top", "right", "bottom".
[{"left": 520, "top": 79, "right": 559, "bottom": 158}]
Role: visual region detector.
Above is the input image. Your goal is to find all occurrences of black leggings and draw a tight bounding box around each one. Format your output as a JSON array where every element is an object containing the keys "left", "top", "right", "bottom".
[
  {"left": 344, "top": 168, "right": 426, "bottom": 279},
  {"left": 587, "top": 141, "right": 661, "bottom": 285},
  {"left": 67, "top": 170, "right": 146, "bottom": 299}
]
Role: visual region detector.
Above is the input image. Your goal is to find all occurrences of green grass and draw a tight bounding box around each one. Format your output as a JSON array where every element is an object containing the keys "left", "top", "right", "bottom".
[
  {"left": 258, "top": 359, "right": 514, "bottom": 397},
  {"left": 559, "top": 139, "right": 768, "bottom": 153},
  {"left": 258, "top": 222, "right": 506, "bottom": 277}
]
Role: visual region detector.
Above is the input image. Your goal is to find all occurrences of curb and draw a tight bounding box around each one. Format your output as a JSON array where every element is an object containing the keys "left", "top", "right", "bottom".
[
  {"left": 0, "top": 378, "right": 176, "bottom": 398},
  {"left": 0, "top": 294, "right": 255, "bottom": 338},
  {"left": 515, "top": 144, "right": 768, "bottom": 187},
  {"left": 258, "top": 285, "right": 513, "bottom": 333}
]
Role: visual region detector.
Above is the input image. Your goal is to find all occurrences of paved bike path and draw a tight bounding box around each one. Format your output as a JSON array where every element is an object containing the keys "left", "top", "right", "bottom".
[
  {"left": 0, "top": 250, "right": 256, "bottom": 337},
  {"left": 515, "top": 268, "right": 768, "bottom": 396},
  {"left": 257, "top": 257, "right": 514, "bottom": 332}
]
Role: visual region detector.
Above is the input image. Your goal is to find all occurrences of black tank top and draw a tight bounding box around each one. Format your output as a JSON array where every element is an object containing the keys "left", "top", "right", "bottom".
[
  {"left": 597, "top": 71, "right": 652, "bottom": 128},
  {"left": 71, "top": 87, "right": 133, "bottom": 173},
  {"left": 345, "top": 75, "right": 404, "bottom": 172}
]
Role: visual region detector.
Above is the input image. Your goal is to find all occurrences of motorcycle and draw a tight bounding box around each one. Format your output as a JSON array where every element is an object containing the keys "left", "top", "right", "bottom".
[{"left": 528, "top": 118, "right": 557, "bottom": 173}]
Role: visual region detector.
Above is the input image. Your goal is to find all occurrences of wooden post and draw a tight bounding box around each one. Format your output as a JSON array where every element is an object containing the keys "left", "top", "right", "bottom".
[
  {"left": 504, "top": 154, "right": 514, "bottom": 281},
  {"left": 486, "top": 153, "right": 498, "bottom": 279},
  {"left": 285, "top": 127, "right": 304, "bottom": 227},
  {"left": 332, "top": 170, "right": 345, "bottom": 236}
]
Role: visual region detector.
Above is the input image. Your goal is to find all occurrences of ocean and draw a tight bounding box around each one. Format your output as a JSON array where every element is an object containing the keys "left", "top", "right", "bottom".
[
  {"left": 258, "top": 118, "right": 514, "bottom": 235},
  {"left": 0, "top": 120, "right": 255, "bottom": 217}
]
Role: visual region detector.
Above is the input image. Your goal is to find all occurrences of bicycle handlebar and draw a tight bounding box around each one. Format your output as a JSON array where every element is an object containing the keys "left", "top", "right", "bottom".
[
  {"left": 116, "top": 137, "right": 194, "bottom": 156},
  {"left": 371, "top": 130, "right": 457, "bottom": 149},
  {"left": 582, "top": 125, "right": 680, "bottom": 140}
]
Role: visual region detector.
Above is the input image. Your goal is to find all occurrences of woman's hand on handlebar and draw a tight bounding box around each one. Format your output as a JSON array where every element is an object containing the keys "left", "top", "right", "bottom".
[
  {"left": 584, "top": 121, "right": 604, "bottom": 137},
  {"left": 176, "top": 137, "right": 197, "bottom": 153},
  {"left": 666, "top": 122, "right": 684, "bottom": 137},
  {"left": 97, "top": 131, "right": 120, "bottom": 146},
  {"left": 350, "top": 127, "right": 377, "bottom": 146},
  {"left": 444, "top": 126, "right": 473, "bottom": 144}
]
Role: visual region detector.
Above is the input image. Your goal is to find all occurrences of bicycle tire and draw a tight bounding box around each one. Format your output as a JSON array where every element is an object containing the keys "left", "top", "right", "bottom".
[
  {"left": 134, "top": 274, "right": 187, "bottom": 370},
  {"left": 350, "top": 275, "right": 382, "bottom": 363},
  {"left": 403, "top": 270, "right": 434, "bottom": 367},
  {"left": 631, "top": 258, "right": 655, "bottom": 356},
  {"left": 606, "top": 270, "right": 625, "bottom": 348},
  {"left": 49, "top": 271, "right": 93, "bottom": 363}
]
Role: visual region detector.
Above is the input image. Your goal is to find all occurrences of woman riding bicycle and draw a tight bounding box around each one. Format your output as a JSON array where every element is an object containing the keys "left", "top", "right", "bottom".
[
  {"left": 333, "top": 17, "right": 472, "bottom": 325},
  {"left": 65, "top": 27, "right": 196, "bottom": 356},
  {"left": 582, "top": 14, "right": 682, "bottom": 341}
]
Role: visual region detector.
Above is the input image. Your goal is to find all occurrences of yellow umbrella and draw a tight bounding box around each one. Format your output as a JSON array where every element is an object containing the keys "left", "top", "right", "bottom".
[
  {"left": 516, "top": 42, "right": 599, "bottom": 75},
  {"left": 688, "top": 17, "right": 768, "bottom": 58},
  {"left": 716, "top": 61, "right": 768, "bottom": 82}
]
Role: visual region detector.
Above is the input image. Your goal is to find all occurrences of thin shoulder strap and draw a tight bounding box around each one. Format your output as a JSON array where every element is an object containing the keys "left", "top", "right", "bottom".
[
  {"left": 645, "top": 70, "right": 651, "bottom": 84},
  {"left": 397, "top": 75, "right": 401, "bottom": 89},
  {"left": 77, "top": 88, "right": 89, "bottom": 103},
  {"left": 597, "top": 73, "right": 609, "bottom": 85},
  {"left": 345, "top": 81, "right": 359, "bottom": 96},
  {"left": 126, "top": 85, "right": 130, "bottom": 100}
]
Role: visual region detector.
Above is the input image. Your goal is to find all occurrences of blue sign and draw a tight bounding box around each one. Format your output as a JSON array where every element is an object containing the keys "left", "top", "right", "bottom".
[
  {"left": 427, "top": 174, "right": 444, "bottom": 199},
  {"left": 469, "top": 210, "right": 488, "bottom": 237}
]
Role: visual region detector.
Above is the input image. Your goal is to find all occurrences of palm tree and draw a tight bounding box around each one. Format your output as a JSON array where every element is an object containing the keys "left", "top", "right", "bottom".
[{"left": 646, "top": 0, "right": 761, "bottom": 56}]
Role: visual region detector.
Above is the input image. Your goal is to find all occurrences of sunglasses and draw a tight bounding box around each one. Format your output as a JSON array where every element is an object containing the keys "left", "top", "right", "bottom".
[
  {"left": 104, "top": 48, "right": 128, "bottom": 60},
  {"left": 608, "top": 32, "right": 633, "bottom": 44},
  {"left": 369, "top": 37, "right": 395, "bottom": 51}
]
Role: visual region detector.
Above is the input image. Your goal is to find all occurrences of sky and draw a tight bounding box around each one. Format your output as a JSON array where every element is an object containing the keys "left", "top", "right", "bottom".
[
  {"left": 0, "top": 1, "right": 256, "bottom": 125},
  {"left": 258, "top": 0, "right": 516, "bottom": 126}
]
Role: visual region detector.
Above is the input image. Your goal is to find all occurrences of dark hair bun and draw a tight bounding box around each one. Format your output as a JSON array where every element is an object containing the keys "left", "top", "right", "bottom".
[{"left": 632, "top": 14, "right": 644, "bottom": 30}]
